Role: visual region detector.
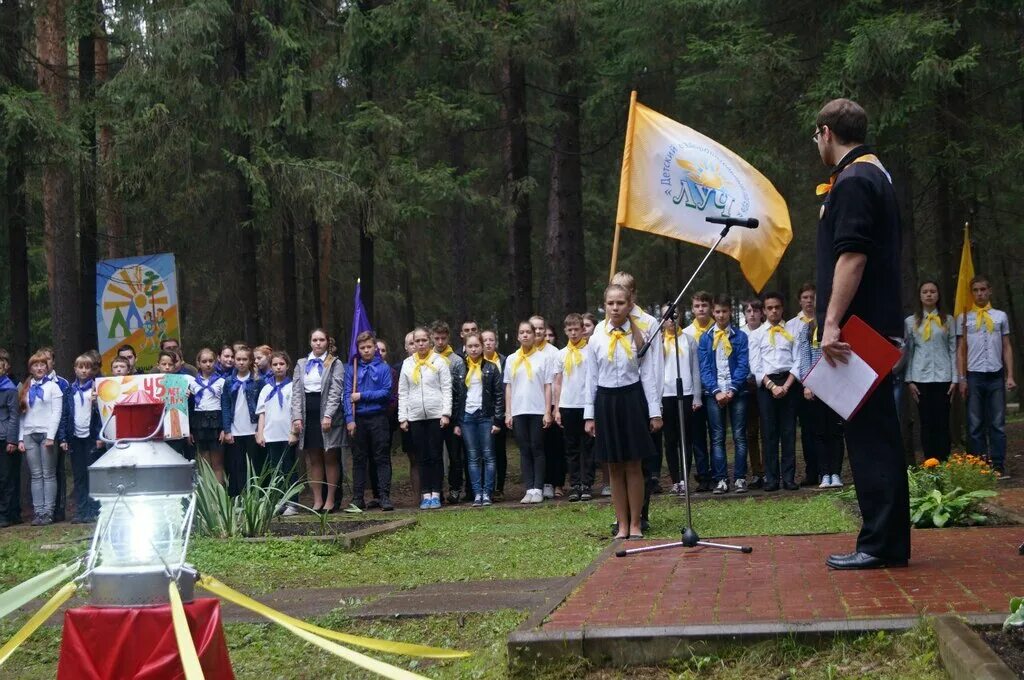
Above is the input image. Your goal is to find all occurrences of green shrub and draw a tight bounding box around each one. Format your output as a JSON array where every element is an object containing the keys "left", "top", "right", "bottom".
[{"left": 194, "top": 457, "right": 305, "bottom": 538}]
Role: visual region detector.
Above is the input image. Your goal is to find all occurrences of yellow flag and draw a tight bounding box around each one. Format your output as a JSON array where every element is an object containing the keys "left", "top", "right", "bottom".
[
  {"left": 615, "top": 92, "right": 792, "bottom": 292},
  {"left": 953, "top": 224, "right": 975, "bottom": 319}
]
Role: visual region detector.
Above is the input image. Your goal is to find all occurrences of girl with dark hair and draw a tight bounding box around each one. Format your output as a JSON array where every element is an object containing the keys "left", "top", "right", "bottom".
[{"left": 905, "top": 281, "right": 957, "bottom": 461}]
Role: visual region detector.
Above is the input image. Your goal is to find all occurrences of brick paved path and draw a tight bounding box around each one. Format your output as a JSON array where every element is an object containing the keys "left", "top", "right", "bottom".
[{"left": 544, "top": 527, "right": 1024, "bottom": 630}]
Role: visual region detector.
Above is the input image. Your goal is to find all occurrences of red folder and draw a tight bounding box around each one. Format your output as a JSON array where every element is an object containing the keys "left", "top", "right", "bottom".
[{"left": 840, "top": 315, "right": 902, "bottom": 401}]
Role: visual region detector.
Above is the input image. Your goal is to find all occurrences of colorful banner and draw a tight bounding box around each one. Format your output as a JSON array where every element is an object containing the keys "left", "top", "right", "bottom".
[
  {"left": 615, "top": 92, "right": 792, "bottom": 292},
  {"left": 96, "top": 374, "right": 191, "bottom": 439},
  {"left": 96, "top": 254, "right": 180, "bottom": 374}
]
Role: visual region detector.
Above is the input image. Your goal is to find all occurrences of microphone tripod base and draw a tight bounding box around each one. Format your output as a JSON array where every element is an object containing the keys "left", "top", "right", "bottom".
[{"left": 614, "top": 528, "right": 753, "bottom": 558}]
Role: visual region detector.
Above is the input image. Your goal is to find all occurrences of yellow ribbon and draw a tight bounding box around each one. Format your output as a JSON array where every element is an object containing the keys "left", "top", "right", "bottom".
[
  {"left": 197, "top": 576, "right": 467, "bottom": 660},
  {"left": 662, "top": 329, "right": 678, "bottom": 355},
  {"left": 973, "top": 304, "right": 994, "bottom": 333},
  {"left": 437, "top": 346, "right": 454, "bottom": 365},
  {"left": 169, "top": 581, "right": 205, "bottom": 680},
  {"left": 768, "top": 324, "right": 794, "bottom": 347},
  {"left": 0, "top": 582, "right": 77, "bottom": 666},
  {"left": 607, "top": 327, "right": 634, "bottom": 361},
  {"left": 483, "top": 351, "right": 502, "bottom": 371},
  {"left": 920, "top": 312, "right": 943, "bottom": 341},
  {"left": 511, "top": 347, "right": 536, "bottom": 380},
  {"left": 713, "top": 328, "right": 733, "bottom": 356},
  {"left": 411, "top": 352, "right": 437, "bottom": 385},
  {"left": 563, "top": 339, "right": 587, "bottom": 376},
  {"left": 690, "top": 319, "right": 713, "bottom": 342},
  {"left": 816, "top": 153, "right": 885, "bottom": 196},
  {"left": 464, "top": 356, "right": 483, "bottom": 387},
  {"left": 812, "top": 326, "right": 820, "bottom": 349},
  {"left": 0, "top": 561, "right": 80, "bottom": 620},
  {"left": 630, "top": 307, "right": 650, "bottom": 331}
]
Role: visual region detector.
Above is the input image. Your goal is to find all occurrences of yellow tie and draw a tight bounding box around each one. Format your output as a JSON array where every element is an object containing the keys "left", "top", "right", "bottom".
[
  {"left": 464, "top": 356, "right": 483, "bottom": 387},
  {"left": 608, "top": 328, "right": 634, "bottom": 361},
  {"left": 816, "top": 154, "right": 885, "bottom": 196},
  {"left": 563, "top": 339, "right": 587, "bottom": 376},
  {"left": 483, "top": 351, "right": 502, "bottom": 371},
  {"left": 663, "top": 329, "right": 678, "bottom": 356},
  {"left": 973, "top": 304, "right": 994, "bottom": 333},
  {"left": 713, "top": 328, "right": 733, "bottom": 356},
  {"left": 411, "top": 353, "right": 437, "bottom": 385},
  {"left": 438, "top": 346, "right": 454, "bottom": 364},
  {"left": 630, "top": 307, "right": 650, "bottom": 331},
  {"left": 768, "top": 324, "right": 794, "bottom": 347},
  {"left": 512, "top": 347, "right": 536, "bottom": 380},
  {"left": 691, "top": 319, "right": 713, "bottom": 342},
  {"left": 921, "top": 312, "right": 943, "bottom": 341}
]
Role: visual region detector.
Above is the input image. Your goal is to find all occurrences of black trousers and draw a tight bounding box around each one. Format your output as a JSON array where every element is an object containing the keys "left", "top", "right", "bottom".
[
  {"left": 264, "top": 441, "right": 297, "bottom": 481},
  {"left": 410, "top": 419, "right": 443, "bottom": 494},
  {"left": 69, "top": 437, "right": 100, "bottom": 520},
  {"left": 513, "top": 415, "right": 545, "bottom": 490},
  {"left": 796, "top": 383, "right": 819, "bottom": 481},
  {"left": 353, "top": 413, "right": 392, "bottom": 498},
  {"left": 845, "top": 375, "right": 910, "bottom": 561},
  {"left": 758, "top": 377, "right": 797, "bottom": 486},
  {"left": 227, "top": 435, "right": 261, "bottom": 496},
  {"left": 442, "top": 426, "right": 464, "bottom": 495},
  {"left": 53, "top": 446, "right": 67, "bottom": 522},
  {"left": 494, "top": 426, "right": 508, "bottom": 492},
  {"left": 0, "top": 442, "right": 21, "bottom": 523},
  {"left": 915, "top": 382, "right": 952, "bottom": 461},
  {"left": 655, "top": 395, "right": 695, "bottom": 483},
  {"left": 806, "top": 397, "right": 845, "bottom": 477},
  {"left": 560, "top": 408, "right": 594, "bottom": 488},
  {"left": 543, "top": 419, "right": 566, "bottom": 487}
]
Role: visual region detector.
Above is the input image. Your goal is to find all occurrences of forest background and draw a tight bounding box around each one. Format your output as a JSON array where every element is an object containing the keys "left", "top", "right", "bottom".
[{"left": 1, "top": 0, "right": 1023, "bottom": 378}]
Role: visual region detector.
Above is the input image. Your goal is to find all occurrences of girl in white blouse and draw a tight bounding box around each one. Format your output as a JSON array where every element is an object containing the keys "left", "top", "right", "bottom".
[
  {"left": 904, "top": 281, "right": 957, "bottom": 461},
  {"left": 18, "top": 352, "right": 64, "bottom": 525},
  {"left": 585, "top": 284, "right": 663, "bottom": 540}
]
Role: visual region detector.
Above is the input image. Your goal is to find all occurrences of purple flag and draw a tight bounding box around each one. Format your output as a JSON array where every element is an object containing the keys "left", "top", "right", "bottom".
[{"left": 348, "top": 279, "right": 374, "bottom": 362}]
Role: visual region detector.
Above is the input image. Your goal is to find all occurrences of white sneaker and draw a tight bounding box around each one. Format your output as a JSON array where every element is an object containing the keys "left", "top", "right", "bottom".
[
  {"left": 281, "top": 504, "right": 299, "bottom": 517},
  {"left": 819, "top": 475, "right": 831, "bottom": 489},
  {"left": 830, "top": 474, "right": 844, "bottom": 488},
  {"left": 677, "top": 480, "right": 687, "bottom": 495},
  {"left": 733, "top": 479, "right": 747, "bottom": 494},
  {"left": 520, "top": 492, "right": 533, "bottom": 504},
  {"left": 713, "top": 479, "right": 728, "bottom": 495},
  {"left": 530, "top": 489, "right": 544, "bottom": 503},
  {"left": 601, "top": 486, "right": 612, "bottom": 497},
  {"left": 542, "top": 484, "right": 555, "bottom": 499}
]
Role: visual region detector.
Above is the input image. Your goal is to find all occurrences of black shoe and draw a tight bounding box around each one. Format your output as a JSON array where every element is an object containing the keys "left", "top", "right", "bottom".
[
  {"left": 568, "top": 488, "right": 581, "bottom": 502},
  {"left": 696, "top": 478, "right": 713, "bottom": 493},
  {"left": 70, "top": 515, "right": 90, "bottom": 525},
  {"left": 380, "top": 496, "right": 394, "bottom": 512},
  {"left": 491, "top": 490, "right": 504, "bottom": 502},
  {"left": 446, "top": 493, "right": 461, "bottom": 505},
  {"left": 826, "top": 551, "right": 908, "bottom": 570},
  {"left": 580, "top": 490, "right": 593, "bottom": 501},
  {"left": 783, "top": 481, "right": 800, "bottom": 491},
  {"left": 610, "top": 521, "right": 619, "bottom": 537},
  {"left": 763, "top": 482, "right": 779, "bottom": 492},
  {"left": 799, "top": 477, "right": 817, "bottom": 487},
  {"left": 748, "top": 476, "right": 764, "bottom": 489},
  {"left": 641, "top": 518, "right": 650, "bottom": 533},
  {"left": 351, "top": 498, "right": 366, "bottom": 511},
  {"left": 366, "top": 498, "right": 381, "bottom": 509}
]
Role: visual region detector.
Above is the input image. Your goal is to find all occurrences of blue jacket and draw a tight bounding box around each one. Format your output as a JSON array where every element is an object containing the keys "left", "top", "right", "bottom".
[
  {"left": 698, "top": 325, "right": 749, "bottom": 396},
  {"left": 60, "top": 380, "right": 103, "bottom": 441},
  {"left": 0, "top": 378, "right": 18, "bottom": 443},
  {"left": 221, "top": 373, "right": 265, "bottom": 432},
  {"left": 343, "top": 357, "right": 392, "bottom": 424}
]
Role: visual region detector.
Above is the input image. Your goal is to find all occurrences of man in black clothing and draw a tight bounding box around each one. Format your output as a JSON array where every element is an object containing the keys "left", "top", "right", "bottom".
[{"left": 813, "top": 98, "right": 910, "bottom": 570}]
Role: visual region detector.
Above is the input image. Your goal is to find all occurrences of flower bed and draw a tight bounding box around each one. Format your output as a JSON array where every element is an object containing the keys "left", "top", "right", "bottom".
[{"left": 909, "top": 454, "right": 997, "bottom": 528}]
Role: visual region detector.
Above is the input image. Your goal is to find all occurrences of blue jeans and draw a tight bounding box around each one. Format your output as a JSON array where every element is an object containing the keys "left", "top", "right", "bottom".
[
  {"left": 967, "top": 371, "right": 1006, "bottom": 469},
  {"left": 461, "top": 411, "right": 495, "bottom": 496},
  {"left": 706, "top": 393, "right": 748, "bottom": 481}
]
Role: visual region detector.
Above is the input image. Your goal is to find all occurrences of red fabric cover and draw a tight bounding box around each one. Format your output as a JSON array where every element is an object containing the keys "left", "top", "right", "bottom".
[{"left": 57, "top": 598, "right": 234, "bottom": 680}]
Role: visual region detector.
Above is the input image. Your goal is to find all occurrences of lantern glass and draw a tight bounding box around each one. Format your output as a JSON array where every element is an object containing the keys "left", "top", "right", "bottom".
[{"left": 95, "top": 494, "right": 189, "bottom": 569}]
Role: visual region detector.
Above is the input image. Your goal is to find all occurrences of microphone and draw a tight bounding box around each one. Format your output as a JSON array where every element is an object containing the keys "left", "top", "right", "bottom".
[{"left": 705, "top": 216, "right": 759, "bottom": 229}]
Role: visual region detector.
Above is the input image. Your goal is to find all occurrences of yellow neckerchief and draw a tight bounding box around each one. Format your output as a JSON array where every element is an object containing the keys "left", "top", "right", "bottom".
[
  {"left": 798, "top": 313, "right": 814, "bottom": 325},
  {"left": 607, "top": 325, "right": 634, "bottom": 361},
  {"left": 483, "top": 351, "right": 502, "bottom": 371},
  {"left": 816, "top": 153, "right": 888, "bottom": 196},
  {"left": 411, "top": 352, "right": 437, "bottom": 385},
  {"left": 630, "top": 306, "right": 651, "bottom": 331},
  {"left": 972, "top": 304, "right": 994, "bottom": 333},
  {"left": 464, "top": 356, "right": 483, "bottom": 387},
  {"left": 436, "top": 346, "right": 454, "bottom": 364},
  {"left": 511, "top": 346, "right": 537, "bottom": 380},
  {"left": 563, "top": 338, "right": 588, "bottom": 376},
  {"left": 919, "top": 311, "right": 944, "bottom": 341},
  {"left": 663, "top": 328, "right": 680, "bottom": 355},
  {"left": 767, "top": 323, "right": 794, "bottom": 347},
  {"left": 535, "top": 339, "right": 548, "bottom": 353},
  {"left": 713, "top": 327, "right": 733, "bottom": 357},
  {"left": 811, "top": 326, "right": 820, "bottom": 349},
  {"left": 690, "top": 318, "right": 713, "bottom": 342}
]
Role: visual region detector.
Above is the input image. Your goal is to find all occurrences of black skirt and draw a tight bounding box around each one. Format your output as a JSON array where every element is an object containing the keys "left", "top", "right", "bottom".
[
  {"left": 593, "top": 382, "right": 657, "bottom": 463},
  {"left": 191, "top": 410, "right": 223, "bottom": 450},
  {"left": 303, "top": 391, "right": 324, "bottom": 450}
]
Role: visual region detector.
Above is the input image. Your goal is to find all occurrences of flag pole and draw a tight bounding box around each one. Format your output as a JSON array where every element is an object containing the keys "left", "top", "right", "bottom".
[
  {"left": 353, "top": 278, "right": 360, "bottom": 395},
  {"left": 609, "top": 90, "right": 638, "bottom": 281},
  {"left": 960, "top": 223, "right": 970, "bottom": 379}
]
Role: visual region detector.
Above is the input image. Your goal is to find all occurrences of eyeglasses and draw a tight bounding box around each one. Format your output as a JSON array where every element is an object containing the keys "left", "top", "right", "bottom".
[{"left": 812, "top": 126, "right": 826, "bottom": 144}]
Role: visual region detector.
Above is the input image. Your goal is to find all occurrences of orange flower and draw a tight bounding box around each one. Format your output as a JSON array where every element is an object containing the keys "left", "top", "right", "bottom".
[{"left": 922, "top": 458, "right": 940, "bottom": 469}]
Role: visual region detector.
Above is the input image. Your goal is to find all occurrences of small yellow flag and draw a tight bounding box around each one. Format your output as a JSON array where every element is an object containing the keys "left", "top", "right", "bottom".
[
  {"left": 615, "top": 92, "right": 792, "bottom": 292},
  {"left": 953, "top": 224, "right": 975, "bottom": 319}
]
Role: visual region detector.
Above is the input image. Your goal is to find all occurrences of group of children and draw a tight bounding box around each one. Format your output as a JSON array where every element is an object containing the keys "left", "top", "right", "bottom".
[{"left": 0, "top": 270, "right": 1011, "bottom": 530}]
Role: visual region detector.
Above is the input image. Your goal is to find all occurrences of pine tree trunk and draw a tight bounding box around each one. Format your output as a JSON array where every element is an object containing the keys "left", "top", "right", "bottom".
[
  {"left": 79, "top": 6, "right": 99, "bottom": 350},
  {"left": 36, "top": 0, "right": 80, "bottom": 372},
  {"left": 500, "top": 0, "right": 533, "bottom": 320},
  {"left": 96, "top": 5, "right": 123, "bottom": 258},
  {"left": 282, "top": 208, "right": 299, "bottom": 353},
  {"left": 319, "top": 222, "right": 333, "bottom": 333},
  {"left": 450, "top": 133, "right": 469, "bottom": 323}
]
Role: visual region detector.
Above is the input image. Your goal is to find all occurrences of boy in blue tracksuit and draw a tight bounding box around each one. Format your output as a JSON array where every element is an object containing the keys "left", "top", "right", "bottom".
[
  {"left": 0, "top": 350, "right": 20, "bottom": 527},
  {"left": 698, "top": 295, "right": 750, "bottom": 494},
  {"left": 344, "top": 332, "right": 394, "bottom": 511}
]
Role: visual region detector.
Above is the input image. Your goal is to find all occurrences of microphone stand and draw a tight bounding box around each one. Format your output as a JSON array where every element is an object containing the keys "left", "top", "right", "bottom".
[{"left": 617, "top": 220, "right": 752, "bottom": 558}]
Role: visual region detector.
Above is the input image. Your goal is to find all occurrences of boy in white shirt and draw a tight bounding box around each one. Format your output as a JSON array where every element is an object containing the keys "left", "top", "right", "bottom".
[{"left": 554, "top": 314, "right": 593, "bottom": 501}]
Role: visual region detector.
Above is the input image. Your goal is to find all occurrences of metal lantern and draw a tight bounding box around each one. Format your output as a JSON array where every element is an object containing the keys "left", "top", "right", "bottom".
[{"left": 86, "top": 390, "right": 198, "bottom": 606}]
